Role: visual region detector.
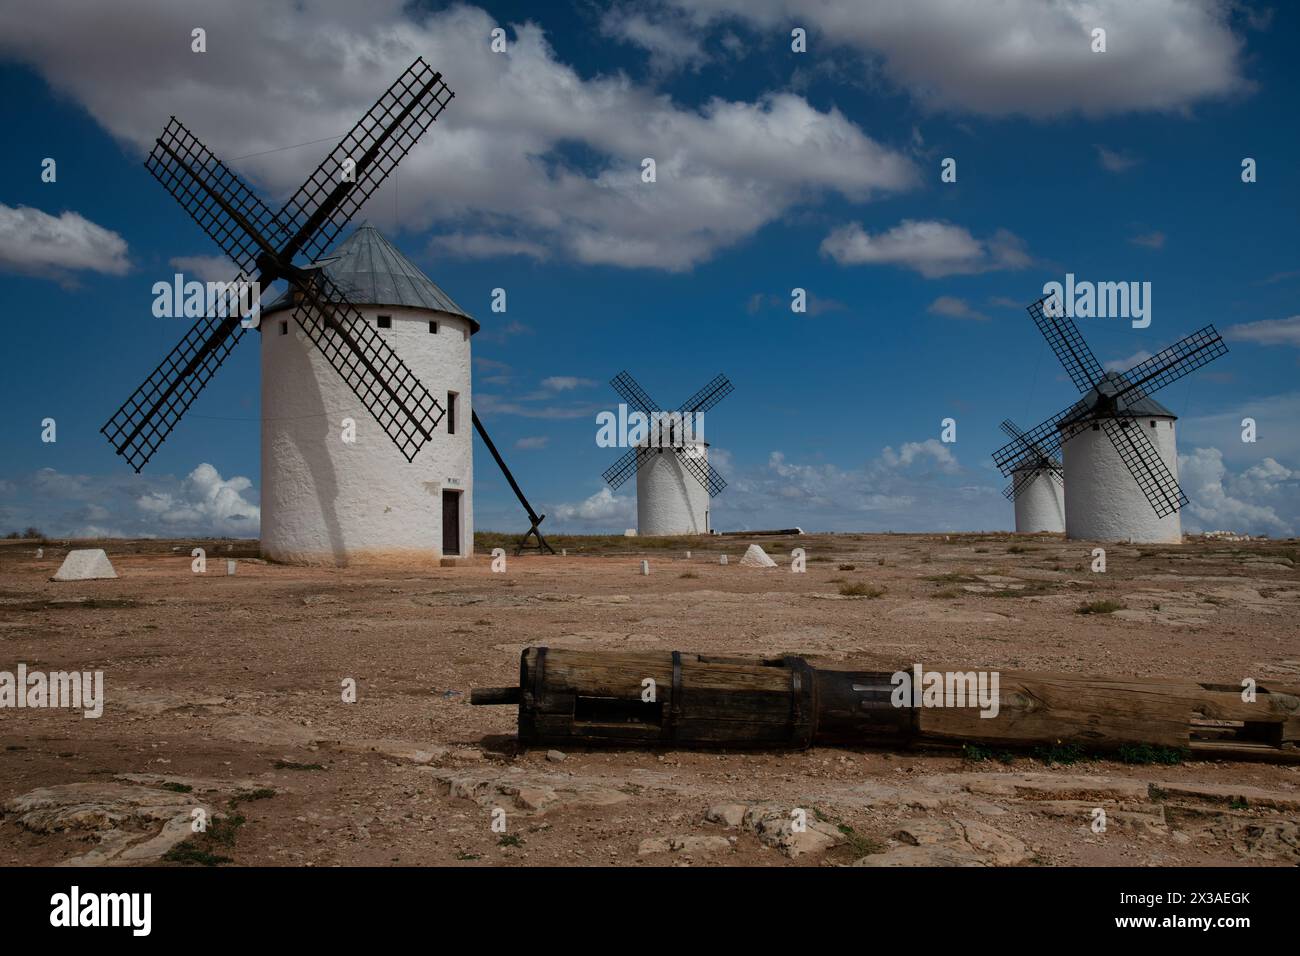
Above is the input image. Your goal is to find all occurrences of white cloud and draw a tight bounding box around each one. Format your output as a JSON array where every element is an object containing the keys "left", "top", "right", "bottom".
[
  {"left": 1129, "top": 231, "right": 1165, "bottom": 249},
  {"left": 715, "top": 444, "right": 999, "bottom": 532},
  {"left": 927, "top": 295, "right": 989, "bottom": 321},
  {"left": 822, "top": 220, "right": 1032, "bottom": 277},
  {"left": 879, "top": 439, "right": 959, "bottom": 474},
  {"left": 0, "top": 204, "right": 129, "bottom": 279},
  {"left": 169, "top": 254, "right": 240, "bottom": 282},
  {"left": 601, "top": 5, "right": 708, "bottom": 73},
  {"left": 1178, "top": 447, "right": 1295, "bottom": 536},
  {"left": 428, "top": 232, "right": 548, "bottom": 261},
  {"left": 1225, "top": 315, "right": 1300, "bottom": 348},
  {"left": 3, "top": 463, "right": 259, "bottom": 538},
  {"left": 548, "top": 487, "right": 635, "bottom": 529},
  {"left": 1096, "top": 145, "right": 1140, "bottom": 173},
  {"left": 515, "top": 436, "right": 549, "bottom": 450},
  {"left": 664, "top": 0, "right": 1251, "bottom": 117},
  {"left": 0, "top": 1, "right": 915, "bottom": 272},
  {"left": 539, "top": 377, "right": 597, "bottom": 392},
  {"left": 135, "top": 464, "right": 260, "bottom": 535},
  {"left": 1104, "top": 349, "right": 1154, "bottom": 372}
]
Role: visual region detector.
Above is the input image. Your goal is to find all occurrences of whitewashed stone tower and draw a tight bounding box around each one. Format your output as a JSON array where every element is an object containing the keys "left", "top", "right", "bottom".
[
  {"left": 1062, "top": 374, "right": 1181, "bottom": 544},
  {"left": 259, "top": 226, "right": 478, "bottom": 565},
  {"left": 636, "top": 440, "right": 710, "bottom": 535},
  {"left": 1012, "top": 467, "right": 1066, "bottom": 534}
]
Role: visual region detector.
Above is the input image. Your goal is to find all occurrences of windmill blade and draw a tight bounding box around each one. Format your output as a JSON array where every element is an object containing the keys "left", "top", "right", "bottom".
[
  {"left": 991, "top": 398, "right": 1090, "bottom": 475},
  {"left": 290, "top": 270, "right": 444, "bottom": 462},
  {"left": 1108, "top": 326, "right": 1228, "bottom": 408},
  {"left": 999, "top": 417, "right": 1062, "bottom": 470},
  {"left": 610, "top": 370, "right": 659, "bottom": 417},
  {"left": 1101, "top": 418, "right": 1187, "bottom": 519},
  {"left": 144, "top": 118, "right": 289, "bottom": 276},
  {"left": 1027, "top": 296, "right": 1105, "bottom": 394},
  {"left": 678, "top": 373, "right": 733, "bottom": 414},
  {"left": 1002, "top": 480, "right": 1016, "bottom": 501},
  {"left": 278, "top": 58, "right": 454, "bottom": 265},
  {"left": 1048, "top": 466, "right": 1064, "bottom": 487},
  {"left": 601, "top": 446, "right": 644, "bottom": 490},
  {"left": 675, "top": 446, "right": 727, "bottom": 497},
  {"left": 101, "top": 282, "right": 255, "bottom": 472}
]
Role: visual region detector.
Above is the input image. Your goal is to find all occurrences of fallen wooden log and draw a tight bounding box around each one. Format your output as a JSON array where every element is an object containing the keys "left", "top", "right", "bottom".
[{"left": 471, "top": 648, "right": 1300, "bottom": 763}]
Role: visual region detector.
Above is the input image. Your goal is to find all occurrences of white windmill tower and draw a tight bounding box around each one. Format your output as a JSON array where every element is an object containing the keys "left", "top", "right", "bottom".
[
  {"left": 259, "top": 225, "right": 478, "bottom": 564},
  {"left": 602, "top": 371, "right": 733, "bottom": 536},
  {"left": 993, "top": 298, "right": 1227, "bottom": 544},
  {"left": 997, "top": 419, "right": 1065, "bottom": 533}
]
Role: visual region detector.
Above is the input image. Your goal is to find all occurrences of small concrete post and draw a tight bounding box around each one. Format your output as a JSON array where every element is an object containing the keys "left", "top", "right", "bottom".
[{"left": 640, "top": 560, "right": 649, "bottom": 576}]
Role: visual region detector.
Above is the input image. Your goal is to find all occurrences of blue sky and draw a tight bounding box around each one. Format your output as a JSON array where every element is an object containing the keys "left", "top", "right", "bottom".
[{"left": 1, "top": 0, "right": 1297, "bottom": 538}]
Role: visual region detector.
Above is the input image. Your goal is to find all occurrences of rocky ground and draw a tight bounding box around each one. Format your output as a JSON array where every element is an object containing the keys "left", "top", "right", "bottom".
[{"left": 0, "top": 531, "right": 1297, "bottom": 867}]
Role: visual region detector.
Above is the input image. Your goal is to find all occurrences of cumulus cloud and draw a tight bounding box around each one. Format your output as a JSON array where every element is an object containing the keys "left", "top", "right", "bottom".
[
  {"left": 715, "top": 444, "right": 998, "bottom": 532},
  {"left": 0, "top": 204, "right": 129, "bottom": 279},
  {"left": 0, "top": 1, "right": 915, "bottom": 272},
  {"left": 1104, "top": 349, "right": 1154, "bottom": 372},
  {"left": 1178, "top": 447, "right": 1295, "bottom": 536},
  {"left": 1225, "top": 316, "right": 1300, "bottom": 348},
  {"left": 548, "top": 487, "right": 635, "bottom": 529},
  {"left": 927, "top": 296, "right": 989, "bottom": 321},
  {"left": 822, "top": 220, "right": 1032, "bottom": 277},
  {"left": 601, "top": 5, "right": 709, "bottom": 73},
  {"left": 1096, "top": 145, "right": 1141, "bottom": 173},
  {"left": 515, "top": 436, "right": 549, "bottom": 450},
  {"left": 663, "top": 0, "right": 1251, "bottom": 117},
  {"left": 1129, "top": 231, "right": 1166, "bottom": 249},
  {"left": 169, "top": 254, "right": 242, "bottom": 282},
  {"left": 1, "top": 464, "right": 259, "bottom": 538}
]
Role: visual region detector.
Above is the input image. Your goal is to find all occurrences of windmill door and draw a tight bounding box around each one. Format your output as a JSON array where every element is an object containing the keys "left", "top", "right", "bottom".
[{"left": 442, "top": 490, "right": 461, "bottom": 555}]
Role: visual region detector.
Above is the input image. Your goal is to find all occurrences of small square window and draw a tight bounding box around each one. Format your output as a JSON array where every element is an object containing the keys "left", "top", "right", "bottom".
[
  {"left": 429, "top": 321, "right": 439, "bottom": 334},
  {"left": 377, "top": 315, "right": 392, "bottom": 329},
  {"left": 279, "top": 321, "right": 288, "bottom": 335},
  {"left": 1149, "top": 420, "right": 1156, "bottom": 428}
]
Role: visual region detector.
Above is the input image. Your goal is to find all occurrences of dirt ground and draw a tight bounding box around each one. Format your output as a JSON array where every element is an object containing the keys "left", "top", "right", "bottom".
[{"left": 1, "top": 531, "right": 1297, "bottom": 867}]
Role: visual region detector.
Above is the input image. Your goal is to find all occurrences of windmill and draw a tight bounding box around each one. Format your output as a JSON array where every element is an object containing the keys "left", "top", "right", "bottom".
[
  {"left": 998, "top": 418, "right": 1065, "bottom": 533},
  {"left": 101, "top": 60, "right": 550, "bottom": 564},
  {"left": 601, "top": 371, "right": 733, "bottom": 535},
  {"left": 102, "top": 58, "right": 454, "bottom": 472},
  {"left": 992, "top": 296, "right": 1227, "bottom": 543}
]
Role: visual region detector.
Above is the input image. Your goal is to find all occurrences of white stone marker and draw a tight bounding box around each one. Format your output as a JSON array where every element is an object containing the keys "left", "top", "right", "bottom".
[
  {"left": 720, "top": 554, "right": 728, "bottom": 565},
  {"left": 640, "top": 560, "right": 649, "bottom": 575},
  {"left": 52, "top": 549, "right": 117, "bottom": 581},
  {"left": 226, "top": 560, "right": 237, "bottom": 575},
  {"left": 739, "top": 544, "right": 778, "bottom": 568}
]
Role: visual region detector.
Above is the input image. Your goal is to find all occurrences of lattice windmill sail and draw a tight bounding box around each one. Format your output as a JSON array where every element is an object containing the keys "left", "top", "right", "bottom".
[
  {"left": 101, "top": 58, "right": 454, "bottom": 472},
  {"left": 998, "top": 419, "right": 1065, "bottom": 533},
  {"left": 602, "top": 371, "right": 732, "bottom": 535},
  {"left": 992, "top": 296, "right": 1227, "bottom": 543}
]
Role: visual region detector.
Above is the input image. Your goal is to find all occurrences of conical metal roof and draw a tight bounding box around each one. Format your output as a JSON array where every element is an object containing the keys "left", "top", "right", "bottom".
[
  {"left": 1064, "top": 370, "right": 1177, "bottom": 425},
  {"left": 263, "top": 224, "right": 478, "bottom": 332}
]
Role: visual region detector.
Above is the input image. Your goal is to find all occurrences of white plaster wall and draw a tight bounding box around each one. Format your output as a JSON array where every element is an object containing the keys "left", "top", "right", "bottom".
[
  {"left": 1062, "top": 417, "right": 1181, "bottom": 544},
  {"left": 636, "top": 441, "right": 710, "bottom": 535},
  {"left": 260, "top": 305, "right": 473, "bottom": 564},
  {"left": 1013, "top": 468, "right": 1065, "bottom": 533}
]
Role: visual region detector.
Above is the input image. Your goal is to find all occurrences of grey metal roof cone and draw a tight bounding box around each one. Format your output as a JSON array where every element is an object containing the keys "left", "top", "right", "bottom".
[{"left": 263, "top": 224, "right": 478, "bottom": 332}]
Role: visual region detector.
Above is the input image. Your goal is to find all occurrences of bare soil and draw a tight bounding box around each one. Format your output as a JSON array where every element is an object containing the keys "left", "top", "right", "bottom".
[{"left": 1, "top": 532, "right": 1297, "bottom": 867}]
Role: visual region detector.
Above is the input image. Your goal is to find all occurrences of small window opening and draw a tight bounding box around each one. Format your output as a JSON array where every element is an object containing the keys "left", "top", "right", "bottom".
[
  {"left": 279, "top": 321, "right": 288, "bottom": 335},
  {"left": 377, "top": 315, "right": 392, "bottom": 329},
  {"left": 1149, "top": 420, "right": 1157, "bottom": 428},
  {"left": 429, "top": 320, "right": 439, "bottom": 334},
  {"left": 447, "top": 391, "right": 458, "bottom": 435}
]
